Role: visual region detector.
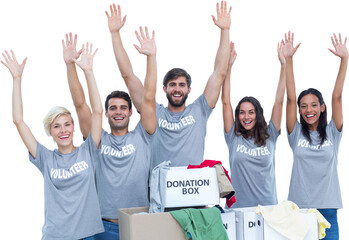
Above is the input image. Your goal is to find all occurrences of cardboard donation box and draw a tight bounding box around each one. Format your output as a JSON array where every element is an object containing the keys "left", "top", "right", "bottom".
[
  {"left": 162, "top": 167, "right": 220, "bottom": 208},
  {"left": 118, "top": 206, "right": 185, "bottom": 240},
  {"left": 233, "top": 206, "right": 319, "bottom": 240},
  {"left": 119, "top": 206, "right": 237, "bottom": 240}
]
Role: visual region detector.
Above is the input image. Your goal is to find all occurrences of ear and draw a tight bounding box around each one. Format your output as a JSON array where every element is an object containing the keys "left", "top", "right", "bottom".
[
  {"left": 163, "top": 85, "right": 167, "bottom": 93},
  {"left": 320, "top": 103, "right": 325, "bottom": 112},
  {"left": 105, "top": 111, "right": 108, "bottom": 118},
  {"left": 129, "top": 108, "right": 133, "bottom": 117},
  {"left": 188, "top": 87, "right": 191, "bottom": 94}
]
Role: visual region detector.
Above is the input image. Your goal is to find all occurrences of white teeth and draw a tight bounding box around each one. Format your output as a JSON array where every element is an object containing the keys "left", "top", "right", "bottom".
[
  {"left": 244, "top": 121, "right": 252, "bottom": 124},
  {"left": 306, "top": 115, "right": 315, "bottom": 118}
]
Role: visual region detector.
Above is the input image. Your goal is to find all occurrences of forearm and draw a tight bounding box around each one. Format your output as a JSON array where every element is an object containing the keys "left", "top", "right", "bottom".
[
  {"left": 221, "top": 65, "right": 232, "bottom": 105},
  {"left": 275, "top": 64, "right": 286, "bottom": 105},
  {"left": 285, "top": 58, "right": 297, "bottom": 103},
  {"left": 143, "top": 55, "right": 157, "bottom": 104},
  {"left": 111, "top": 31, "right": 144, "bottom": 111},
  {"left": 140, "top": 55, "right": 157, "bottom": 134},
  {"left": 214, "top": 29, "right": 230, "bottom": 77},
  {"left": 66, "top": 63, "right": 87, "bottom": 108},
  {"left": 332, "top": 57, "right": 348, "bottom": 99},
  {"left": 84, "top": 70, "right": 103, "bottom": 115},
  {"left": 111, "top": 31, "right": 135, "bottom": 79},
  {"left": 12, "top": 78, "right": 24, "bottom": 125}
]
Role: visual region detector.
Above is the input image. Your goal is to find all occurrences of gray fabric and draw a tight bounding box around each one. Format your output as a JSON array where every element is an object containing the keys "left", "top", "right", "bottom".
[
  {"left": 287, "top": 119, "right": 343, "bottom": 209},
  {"left": 96, "top": 122, "right": 153, "bottom": 219},
  {"left": 225, "top": 120, "right": 279, "bottom": 208},
  {"left": 29, "top": 134, "right": 104, "bottom": 240},
  {"left": 149, "top": 160, "right": 171, "bottom": 213},
  {"left": 151, "top": 94, "right": 213, "bottom": 170}
]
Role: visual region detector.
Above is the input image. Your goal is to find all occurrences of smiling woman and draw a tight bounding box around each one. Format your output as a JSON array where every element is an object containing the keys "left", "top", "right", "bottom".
[
  {"left": 1, "top": 44, "right": 105, "bottom": 239},
  {"left": 1, "top": 0, "right": 349, "bottom": 238}
]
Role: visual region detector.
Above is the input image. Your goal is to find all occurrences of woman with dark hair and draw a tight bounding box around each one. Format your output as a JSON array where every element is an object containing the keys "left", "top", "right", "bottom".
[
  {"left": 283, "top": 31, "right": 347, "bottom": 239},
  {"left": 221, "top": 40, "right": 286, "bottom": 208}
]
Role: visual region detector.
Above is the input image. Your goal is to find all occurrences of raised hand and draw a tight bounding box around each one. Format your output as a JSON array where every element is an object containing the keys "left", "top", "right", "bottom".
[
  {"left": 228, "top": 41, "right": 237, "bottom": 66},
  {"left": 212, "top": 1, "right": 232, "bottom": 30},
  {"left": 277, "top": 40, "right": 286, "bottom": 65},
  {"left": 282, "top": 31, "right": 301, "bottom": 58},
  {"left": 133, "top": 26, "right": 156, "bottom": 56},
  {"left": 105, "top": 3, "right": 126, "bottom": 33},
  {"left": 73, "top": 42, "right": 98, "bottom": 71},
  {"left": 1, "top": 50, "right": 27, "bottom": 79},
  {"left": 62, "top": 32, "right": 82, "bottom": 64},
  {"left": 329, "top": 33, "right": 348, "bottom": 59}
]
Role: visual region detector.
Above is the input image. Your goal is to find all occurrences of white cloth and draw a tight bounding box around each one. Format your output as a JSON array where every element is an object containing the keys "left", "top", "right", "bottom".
[{"left": 255, "top": 201, "right": 309, "bottom": 240}]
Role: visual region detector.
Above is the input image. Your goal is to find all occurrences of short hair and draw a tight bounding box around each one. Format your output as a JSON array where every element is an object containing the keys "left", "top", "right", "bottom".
[
  {"left": 234, "top": 96, "right": 270, "bottom": 147},
  {"left": 297, "top": 88, "right": 327, "bottom": 145},
  {"left": 43, "top": 106, "right": 74, "bottom": 136},
  {"left": 163, "top": 68, "right": 192, "bottom": 88},
  {"left": 105, "top": 90, "right": 132, "bottom": 111}
]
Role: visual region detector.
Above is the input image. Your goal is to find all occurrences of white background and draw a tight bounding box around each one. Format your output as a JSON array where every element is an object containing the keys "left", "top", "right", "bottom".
[{"left": 0, "top": 0, "right": 348, "bottom": 238}]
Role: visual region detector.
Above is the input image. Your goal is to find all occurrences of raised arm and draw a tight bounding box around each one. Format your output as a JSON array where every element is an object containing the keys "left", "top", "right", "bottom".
[
  {"left": 270, "top": 41, "right": 287, "bottom": 132},
  {"left": 134, "top": 27, "right": 157, "bottom": 135},
  {"left": 62, "top": 33, "right": 91, "bottom": 139},
  {"left": 74, "top": 43, "right": 103, "bottom": 148},
  {"left": 204, "top": 1, "right": 231, "bottom": 108},
  {"left": 106, "top": 3, "right": 144, "bottom": 112},
  {"left": 222, "top": 42, "right": 237, "bottom": 133},
  {"left": 328, "top": 33, "right": 348, "bottom": 131},
  {"left": 1, "top": 51, "right": 37, "bottom": 157},
  {"left": 283, "top": 31, "right": 301, "bottom": 134}
]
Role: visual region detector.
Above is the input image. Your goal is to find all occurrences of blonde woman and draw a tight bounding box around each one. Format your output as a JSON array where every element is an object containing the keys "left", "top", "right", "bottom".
[{"left": 2, "top": 44, "right": 104, "bottom": 240}]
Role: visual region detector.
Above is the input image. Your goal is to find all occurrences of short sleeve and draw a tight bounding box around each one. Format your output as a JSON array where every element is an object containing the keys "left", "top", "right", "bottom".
[
  {"left": 328, "top": 119, "right": 343, "bottom": 148},
  {"left": 81, "top": 133, "right": 100, "bottom": 169},
  {"left": 29, "top": 142, "right": 50, "bottom": 175},
  {"left": 224, "top": 122, "right": 236, "bottom": 145},
  {"left": 197, "top": 94, "right": 213, "bottom": 119},
  {"left": 287, "top": 121, "right": 301, "bottom": 148},
  {"left": 136, "top": 121, "right": 154, "bottom": 145},
  {"left": 268, "top": 120, "right": 280, "bottom": 143}
]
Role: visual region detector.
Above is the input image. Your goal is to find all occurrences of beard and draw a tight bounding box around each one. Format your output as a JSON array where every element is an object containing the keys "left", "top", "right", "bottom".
[{"left": 166, "top": 92, "right": 188, "bottom": 107}]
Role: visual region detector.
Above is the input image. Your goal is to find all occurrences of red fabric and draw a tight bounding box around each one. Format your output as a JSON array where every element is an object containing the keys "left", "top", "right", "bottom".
[{"left": 187, "top": 159, "right": 236, "bottom": 207}]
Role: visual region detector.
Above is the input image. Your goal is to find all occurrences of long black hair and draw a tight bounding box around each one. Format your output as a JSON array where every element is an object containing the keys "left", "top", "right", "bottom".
[
  {"left": 297, "top": 88, "right": 327, "bottom": 145},
  {"left": 234, "top": 96, "right": 270, "bottom": 146}
]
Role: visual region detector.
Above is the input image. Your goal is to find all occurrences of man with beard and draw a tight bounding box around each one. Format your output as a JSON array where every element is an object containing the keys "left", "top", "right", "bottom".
[
  {"left": 107, "top": 2, "right": 231, "bottom": 169},
  {"left": 63, "top": 27, "right": 157, "bottom": 239}
]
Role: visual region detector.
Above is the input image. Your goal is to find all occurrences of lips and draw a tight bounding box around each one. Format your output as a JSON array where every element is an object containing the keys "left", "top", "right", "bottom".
[{"left": 58, "top": 135, "right": 70, "bottom": 140}]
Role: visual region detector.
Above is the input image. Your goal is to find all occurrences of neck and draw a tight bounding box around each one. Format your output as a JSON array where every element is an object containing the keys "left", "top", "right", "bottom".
[
  {"left": 167, "top": 102, "right": 186, "bottom": 112},
  {"left": 111, "top": 128, "right": 129, "bottom": 136},
  {"left": 58, "top": 144, "right": 76, "bottom": 154}
]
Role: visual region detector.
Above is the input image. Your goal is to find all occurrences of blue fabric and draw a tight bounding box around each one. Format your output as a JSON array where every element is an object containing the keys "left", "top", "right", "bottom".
[
  {"left": 318, "top": 209, "right": 338, "bottom": 240},
  {"left": 81, "top": 237, "right": 95, "bottom": 240},
  {"left": 93, "top": 220, "right": 119, "bottom": 240}
]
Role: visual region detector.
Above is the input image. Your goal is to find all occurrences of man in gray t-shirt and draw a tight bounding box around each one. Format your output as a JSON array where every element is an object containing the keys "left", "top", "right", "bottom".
[
  {"left": 64, "top": 25, "right": 157, "bottom": 239},
  {"left": 110, "top": 3, "right": 232, "bottom": 169}
]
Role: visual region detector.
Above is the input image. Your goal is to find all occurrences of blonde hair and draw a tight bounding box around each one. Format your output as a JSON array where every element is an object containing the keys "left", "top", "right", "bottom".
[{"left": 43, "top": 106, "right": 74, "bottom": 136}]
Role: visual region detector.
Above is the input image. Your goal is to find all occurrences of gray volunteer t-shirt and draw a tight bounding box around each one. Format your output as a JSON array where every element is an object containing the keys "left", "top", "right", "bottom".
[
  {"left": 287, "top": 119, "right": 342, "bottom": 209},
  {"left": 29, "top": 134, "right": 104, "bottom": 240},
  {"left": 151, "top": 94, "right": 213, "bottom": 170},
  {"left": 225, "top": 120, "right": 279, "bottom": 208},
  {"left": 97, "top": 122, "right": 152, "bottom": 219}
]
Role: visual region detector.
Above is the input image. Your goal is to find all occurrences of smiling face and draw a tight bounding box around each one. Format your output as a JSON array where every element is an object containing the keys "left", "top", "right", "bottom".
[
  {"left": 106, "top": 97, "right": 132, "bottom": 134},
  {"left": 163, "top": 76, "right": 191, "bottom": 111},
  {"left": 50, "top": 114, "right": 74, "bottom": 149},
  {"left": 238, "top": 102, "right": 256, "bottom": 131},
  {"left": 299, "top": 93, "right": 325, "bottom": 130}
]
